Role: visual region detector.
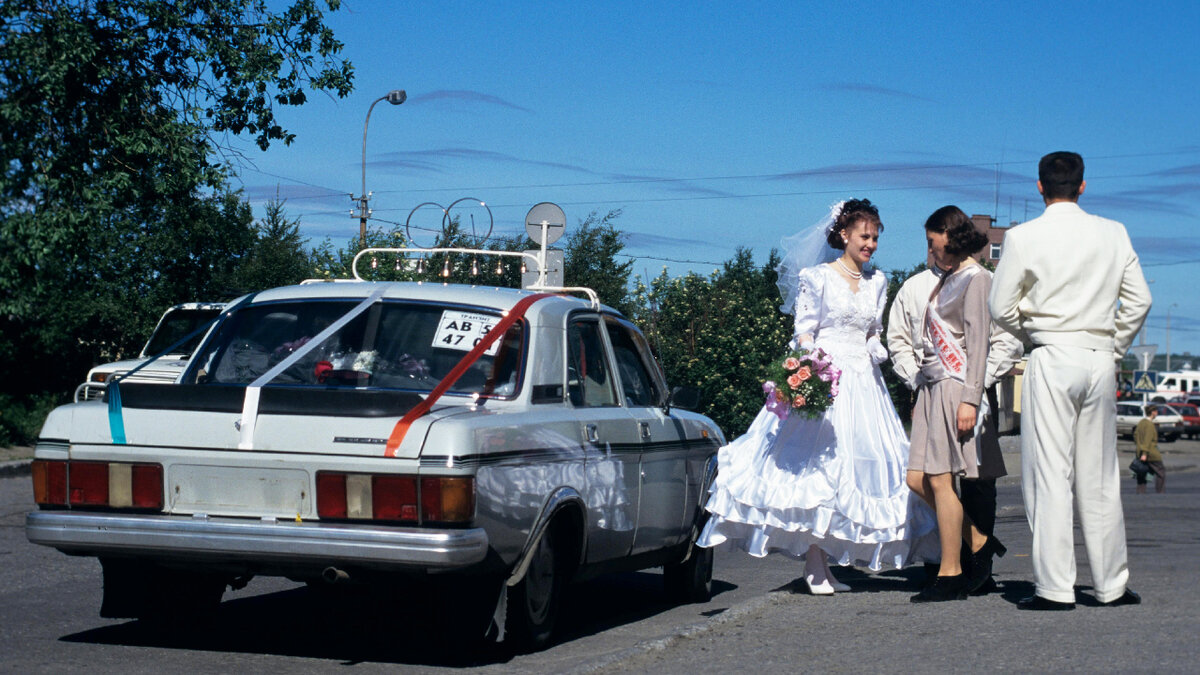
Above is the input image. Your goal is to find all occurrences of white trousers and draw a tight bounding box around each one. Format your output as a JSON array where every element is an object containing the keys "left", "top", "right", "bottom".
[{"left": 1021, "top": 344, "right": 1129, "bottom": 603}]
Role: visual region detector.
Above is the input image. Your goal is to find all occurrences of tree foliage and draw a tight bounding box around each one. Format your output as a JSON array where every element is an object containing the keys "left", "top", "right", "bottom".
[
  {"left": 632, "top": 249, "right": 792, "bottom": 436},
  {"left": 0, "top": 0, "right": 352, "bottom": 443},
  {"left": 562, "top": 210, "right": 635, "bottom": 315},
  {"left": 226, "top": 196, "right": 313, "bottom": 293}
]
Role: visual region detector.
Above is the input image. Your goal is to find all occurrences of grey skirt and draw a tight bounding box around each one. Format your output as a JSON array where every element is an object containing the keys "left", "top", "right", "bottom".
[{"left": 908, "top": 378, "right": 980, "bottom": 478}]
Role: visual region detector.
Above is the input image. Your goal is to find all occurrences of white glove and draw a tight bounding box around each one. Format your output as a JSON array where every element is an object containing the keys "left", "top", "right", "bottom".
[
  {"left": 797, "top": 340, "right": 816, "bottom": 353},
  {"left": 866, "top": 336, "right": 888, "bottom": 365}
]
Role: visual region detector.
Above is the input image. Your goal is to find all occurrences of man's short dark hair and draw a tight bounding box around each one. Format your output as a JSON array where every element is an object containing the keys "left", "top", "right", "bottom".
[
  {"left": 1039, "top": 151, "right": 1084, "bottom": 200},
  {"left": 1144, "top": 404, "right": 1157, "bottom": 416}
]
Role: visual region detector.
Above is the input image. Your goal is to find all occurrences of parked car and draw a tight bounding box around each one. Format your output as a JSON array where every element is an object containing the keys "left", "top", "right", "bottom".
[
  {"left": 1115, "top": 402, "right": 1183, "bottom": 442},
  {"left": 1165, "top": 402, "right": 1200, "bottom": 439},
  {"left": 75, "top": 302, "right": 227, "bottom": 402},
  {"left": 27, "top": 281, "right": 723, "bottom": 650}
]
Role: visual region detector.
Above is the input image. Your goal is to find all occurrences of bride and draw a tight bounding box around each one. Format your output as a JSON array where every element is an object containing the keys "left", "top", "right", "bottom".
[{"left": 697, "top": 198, "right": 936, "bottom": 594}]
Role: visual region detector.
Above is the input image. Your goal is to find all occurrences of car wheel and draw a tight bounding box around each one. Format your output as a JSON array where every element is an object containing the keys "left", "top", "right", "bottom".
[
  {"left": 664, "top": 541, "right": 714, "bottom": 604},
  {"left": 506, "top": 528, "right": 563, "bottom": 652}
]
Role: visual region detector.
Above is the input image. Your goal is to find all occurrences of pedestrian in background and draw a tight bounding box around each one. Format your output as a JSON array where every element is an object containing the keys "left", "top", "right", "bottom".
[
  {"left": 1134, "top": 405, "right": 1166, "bottom": 494},
  {"left": 989, "top": 151, "right": 1152, "bottom": 611}
]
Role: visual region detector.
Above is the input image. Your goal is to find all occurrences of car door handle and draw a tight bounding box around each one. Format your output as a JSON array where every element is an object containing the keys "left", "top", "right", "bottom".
[
  {"left": 585, "top": 423, "right": 599, "bottom": 443},
  {"left": 638, "top": 422, "right": 651, "bottom": 440}
]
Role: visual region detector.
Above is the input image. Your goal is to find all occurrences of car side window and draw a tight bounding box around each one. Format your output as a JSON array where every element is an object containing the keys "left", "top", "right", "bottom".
[
  {"left": 604, "top": 318, "right": 662, "bottom": 407},
  {"left": 567, "top": 318, "right": 618, "bottom": 407}
]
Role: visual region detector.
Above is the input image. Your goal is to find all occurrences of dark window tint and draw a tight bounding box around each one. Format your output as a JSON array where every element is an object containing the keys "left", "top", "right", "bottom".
[
  {"left": 191, "top": 301, "right": 521, "bottom": 396},
  {"left": 567, "top": 318, "right": 617, "bottom": 407},
  {"left": 143, "top": 308, "right": 224, "bottom": 356},
  {"left": 605, "top": 319, "right": 662, "bottom": 407}
]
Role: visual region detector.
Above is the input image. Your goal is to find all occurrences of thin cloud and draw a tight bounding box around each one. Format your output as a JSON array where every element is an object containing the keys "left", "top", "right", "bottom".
[
  {"left": 243, "top": 183, "right": 348, "bottom": 203},
  {"left": 1130, "top": 236, "right": 1200, "bottom": 265},
  {"left": 820, "top": 82, "right": 933, "bottom": 103},
  {"left": 623, "top": 231, "right": 732, "bottom": 251},
  {"left": 406, "top": 90, "right": 532, "bottom": 113},
  {"left": 372, "top": 147, "right": 600, "bottom": 176}
]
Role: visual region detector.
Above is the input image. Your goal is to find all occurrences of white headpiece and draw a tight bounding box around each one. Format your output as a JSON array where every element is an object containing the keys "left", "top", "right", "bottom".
[{"left": 776, "top": 200, "right": 849, "bottom": 315}]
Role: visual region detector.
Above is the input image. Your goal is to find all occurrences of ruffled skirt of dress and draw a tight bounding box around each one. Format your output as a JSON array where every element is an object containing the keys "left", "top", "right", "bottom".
[{"left": 697, "top": 364, "right": 938, "bottom": 570}]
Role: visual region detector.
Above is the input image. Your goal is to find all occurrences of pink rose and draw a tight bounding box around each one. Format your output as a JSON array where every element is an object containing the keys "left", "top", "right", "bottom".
[
  {"left": 793, "top": 395, "right": 806, "bottom": 407},
  {"left": 783, "top": 357, "right": 801, "bottom": 370},
  {"left": 796, "top": 366, "right": 811, "bottom": 381},
  {"left": 787, "top": 373, "right": 803, "bottom": 388}
]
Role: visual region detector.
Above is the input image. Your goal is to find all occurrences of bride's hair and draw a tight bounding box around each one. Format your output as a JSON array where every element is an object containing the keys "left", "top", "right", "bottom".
[
  {"left": 826, "top": 198, "right": 883, "bottom": 249},
  {"left": 924, "top": 205, "right": 989, "bottom": 255}
]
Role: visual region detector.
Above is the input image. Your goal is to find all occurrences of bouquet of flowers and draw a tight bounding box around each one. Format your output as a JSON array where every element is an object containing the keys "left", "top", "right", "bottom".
[{"left": 763, "top": 347, "right": 841, "bottom": 420}]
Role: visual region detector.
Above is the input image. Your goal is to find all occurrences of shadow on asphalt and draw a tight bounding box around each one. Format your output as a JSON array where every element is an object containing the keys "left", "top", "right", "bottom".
[{"left": 58, "top": 570, "right": 733, "bottom": 667}]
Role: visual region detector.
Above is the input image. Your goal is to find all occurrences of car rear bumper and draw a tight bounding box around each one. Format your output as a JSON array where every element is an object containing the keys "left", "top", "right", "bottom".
[{"left": 26, "top": 511, "right": 489, "bottom": 569}]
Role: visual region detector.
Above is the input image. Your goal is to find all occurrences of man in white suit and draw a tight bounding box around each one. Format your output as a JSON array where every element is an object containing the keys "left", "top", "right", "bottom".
[{"left": 989, "top": 151, "right": 1152, "bottom": 610}]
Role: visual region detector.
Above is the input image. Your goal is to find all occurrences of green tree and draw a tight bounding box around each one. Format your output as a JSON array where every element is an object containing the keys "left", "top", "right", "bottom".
[
  {"left": 562, "top": 210, "right": 635, "bottom": 315},
  {"left": 0, "top": 0, "right": 353, "bottom": 443},
  {"left": 633, "top": 248, "right": 791, "bottom": 437},
  {"left": 227, "top": 196, "right": 312, "bottom": 293}
]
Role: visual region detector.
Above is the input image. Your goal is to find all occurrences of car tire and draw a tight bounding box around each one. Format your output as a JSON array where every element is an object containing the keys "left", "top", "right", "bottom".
[
  {"left": 664, "top": 541, "right": 713, "bottom": 604},
  {"left": 506, "top": 528, "right": 563, "bottom": 652}
]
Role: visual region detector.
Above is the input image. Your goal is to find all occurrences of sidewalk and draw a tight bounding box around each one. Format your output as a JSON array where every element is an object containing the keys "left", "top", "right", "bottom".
[{"left": 0, "top": 445, "right": 33, "bottom": 477}]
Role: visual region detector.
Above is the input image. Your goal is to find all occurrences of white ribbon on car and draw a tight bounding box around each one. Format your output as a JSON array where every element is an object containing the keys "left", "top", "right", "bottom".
[{"left": 238, "top": 288, "right": 386, "bottom": 450}]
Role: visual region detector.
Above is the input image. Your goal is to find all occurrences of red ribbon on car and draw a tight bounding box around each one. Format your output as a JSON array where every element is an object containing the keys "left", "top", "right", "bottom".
[{"left": 384, "top": 293, "right": 553, "bottom": 457}]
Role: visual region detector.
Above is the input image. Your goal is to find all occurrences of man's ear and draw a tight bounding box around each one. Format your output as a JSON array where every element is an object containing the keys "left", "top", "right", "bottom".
[
  {"left": 1036, "top": 180, "right": 1045, "bottom": 196},
  {"left": 1078, "top": 179, "right": 1086, "bottom": 196}
]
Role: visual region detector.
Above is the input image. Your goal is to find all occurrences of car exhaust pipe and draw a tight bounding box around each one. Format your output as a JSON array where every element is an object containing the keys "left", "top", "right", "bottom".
[{"left": 322, "top": 566, "right": 350, "bottom": 584}]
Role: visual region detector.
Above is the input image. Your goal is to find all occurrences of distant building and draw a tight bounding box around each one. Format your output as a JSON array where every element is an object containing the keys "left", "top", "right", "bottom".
[{"left": 926, "top": 213, "right": 1009, "bottom": 267}]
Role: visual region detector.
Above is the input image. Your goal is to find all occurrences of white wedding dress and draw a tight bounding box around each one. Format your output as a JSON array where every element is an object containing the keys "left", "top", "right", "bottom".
[{"left": 697, "top": 264, "right": 937, "bottom": 570}]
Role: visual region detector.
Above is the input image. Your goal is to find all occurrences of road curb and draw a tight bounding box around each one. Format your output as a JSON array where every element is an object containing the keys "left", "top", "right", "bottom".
[
  {"left": 0, "top": 459, "right": 32, "bottom": 478},
  {"left": 567, "top": 590, "right": 786, "bottom": 674}
]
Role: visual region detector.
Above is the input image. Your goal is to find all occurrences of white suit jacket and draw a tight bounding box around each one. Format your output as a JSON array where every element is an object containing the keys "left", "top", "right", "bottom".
[{"left": 988, "top": 201, "right": 1151, "bottom": 360}]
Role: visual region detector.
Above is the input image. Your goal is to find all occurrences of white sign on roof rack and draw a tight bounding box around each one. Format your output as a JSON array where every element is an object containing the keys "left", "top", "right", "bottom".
[{"left": 525, "top": 202, "right": 565, "bottom": 246}]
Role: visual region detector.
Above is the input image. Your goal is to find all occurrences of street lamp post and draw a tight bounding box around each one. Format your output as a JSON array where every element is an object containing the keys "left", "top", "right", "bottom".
[{"left": 355, "top": 89, "right": 407, "bottom": 247}]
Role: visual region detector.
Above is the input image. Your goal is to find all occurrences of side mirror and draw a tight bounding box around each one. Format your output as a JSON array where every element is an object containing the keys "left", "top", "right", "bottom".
[{"left": 665, "top": 385, "right": 701, "bottom": 413}]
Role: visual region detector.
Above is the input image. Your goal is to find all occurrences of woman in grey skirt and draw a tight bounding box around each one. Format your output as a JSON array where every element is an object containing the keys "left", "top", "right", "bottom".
[{"left": 906, "top": 206, "right": 1006, "bottom": 602}]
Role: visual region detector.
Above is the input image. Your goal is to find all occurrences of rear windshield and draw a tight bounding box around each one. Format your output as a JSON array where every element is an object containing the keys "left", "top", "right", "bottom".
[
  {"left": 143, "top": 308, "right": 224, "bottom": 356},
  {"left": 187, "top": 300, "right": 523, "bottom": 397}
]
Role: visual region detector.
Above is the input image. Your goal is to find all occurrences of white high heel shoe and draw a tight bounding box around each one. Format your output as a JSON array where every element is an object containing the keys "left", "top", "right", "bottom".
[
  {"left": 805, "top": 573, "right": 836, "bottom": 595},
  {"left": 804, "top": 546, "right": 836, "bottom": 595}
]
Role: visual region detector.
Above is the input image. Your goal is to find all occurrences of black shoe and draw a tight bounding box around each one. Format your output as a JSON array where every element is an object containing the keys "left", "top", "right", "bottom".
[
  {"left": 921, "top": 562, "right": 940, "bottom": 589},
  {"left": 966, "top": 536, "right": 1007, "bottom": 593},
  {"left": 1017, "top": 594, "right": 1075, "bottom": 611},
  {"left": 911, "top": 574, "right": 968, "bottom": 603},
  {"left": 1099, "top": 589, "right": 1141, "bottom": 607},
  {"left": 969, "top": 575, "right": 999, "bottom": 596}
]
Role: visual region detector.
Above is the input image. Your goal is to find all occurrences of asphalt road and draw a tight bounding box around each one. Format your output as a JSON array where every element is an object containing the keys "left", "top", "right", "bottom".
[{"left": 2, "top": 437, "right": 1197, "bottom": 673}]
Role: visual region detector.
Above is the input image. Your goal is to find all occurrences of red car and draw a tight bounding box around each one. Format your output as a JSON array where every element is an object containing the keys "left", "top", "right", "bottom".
[{"left": 1166, "top": 402, "right": 1200, "bottom": 439}]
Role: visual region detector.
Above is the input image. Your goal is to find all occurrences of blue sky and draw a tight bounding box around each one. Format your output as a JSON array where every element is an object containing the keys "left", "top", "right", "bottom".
[{"left": 232, "top": 1, "right": 1200, "bottom": 357}]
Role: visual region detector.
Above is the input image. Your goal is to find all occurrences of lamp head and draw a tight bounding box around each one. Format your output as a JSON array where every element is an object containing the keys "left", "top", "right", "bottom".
[{"left": 386, "top": 90, "right": 407, "bottom": 105}]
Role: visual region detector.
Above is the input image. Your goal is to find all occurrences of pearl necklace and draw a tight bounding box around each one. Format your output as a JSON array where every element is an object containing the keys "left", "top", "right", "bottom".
[{"left": 835, "top": 257, "right": 863, "bottom": 279}]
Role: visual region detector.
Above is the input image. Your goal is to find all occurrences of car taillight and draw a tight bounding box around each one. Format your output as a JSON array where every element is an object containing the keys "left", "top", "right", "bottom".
[
  {"left": 373, "top": 475, "right": 419, "bottom": 522},
  {"left": 32, "top": 460, "right": 162, "bottom": 510},
  {"left": 32, "top": 460, "right": 67, "bottom": 506},
  {"left": 422, "top": 477, "right": 475, "bottom": 523},
  {"left": 316, "top": 472, "right": 474, "bottom": 524}
]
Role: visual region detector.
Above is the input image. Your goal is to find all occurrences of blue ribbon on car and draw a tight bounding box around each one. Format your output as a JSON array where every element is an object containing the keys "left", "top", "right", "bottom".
[{"left": 108, "top": 294, "right": 257, "bottom": 444}]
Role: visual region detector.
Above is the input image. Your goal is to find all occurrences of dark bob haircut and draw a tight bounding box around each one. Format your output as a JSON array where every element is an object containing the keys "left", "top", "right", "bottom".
[
  {"left": 1038, "top": 151, "right": 1084, "bottom": 200},
  {"left": 924, "top": 205, "right": 988, "bottom": 256},
  {"left": 827, "top": 198, "right": 883, "bottom": 250}
]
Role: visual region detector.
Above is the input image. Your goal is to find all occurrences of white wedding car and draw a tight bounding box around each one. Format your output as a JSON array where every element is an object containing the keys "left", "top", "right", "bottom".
[{"left": 27, "top": 280, "right": 722, "bottom": 650}]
